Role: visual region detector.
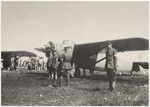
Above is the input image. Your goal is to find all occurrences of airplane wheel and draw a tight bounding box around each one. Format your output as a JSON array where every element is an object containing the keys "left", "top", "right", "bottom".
[{"left": 74, "top": 67, "right": 80, "bottom": 77}]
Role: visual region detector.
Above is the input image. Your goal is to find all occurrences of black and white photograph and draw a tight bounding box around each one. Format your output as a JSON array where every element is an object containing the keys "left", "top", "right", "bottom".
[{"left": 1, "top": 1, "right": 149, "bottom": 106}]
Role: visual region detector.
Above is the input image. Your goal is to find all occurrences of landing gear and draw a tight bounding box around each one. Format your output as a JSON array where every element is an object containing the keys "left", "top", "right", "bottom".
[
  {"left": 74, "top": 67, "right": 80, "bottom": 78},
  {"left": 90, "top": 70, "right": 94, "bottom": 76},
  {"left": 83, "top": 68, "right": 86, "bottom": 77},
  {"left": 130, "top": 71, "right": 133, "bottom": 76}
]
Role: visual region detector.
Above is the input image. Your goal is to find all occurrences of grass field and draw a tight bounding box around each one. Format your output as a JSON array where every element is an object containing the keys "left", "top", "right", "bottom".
[{"left": 1, "top": 69, "right": 149, "bottom": 106}]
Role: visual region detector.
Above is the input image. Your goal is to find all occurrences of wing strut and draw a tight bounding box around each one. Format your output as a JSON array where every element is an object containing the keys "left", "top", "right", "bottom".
[{"left": 95, "top": 57, "right": 106, "bottom": 64}]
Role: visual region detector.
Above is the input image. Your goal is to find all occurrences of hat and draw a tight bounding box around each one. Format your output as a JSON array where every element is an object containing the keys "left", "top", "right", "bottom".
[
  {"left": 63, "top": 46, "right": 71, "bottom": 50},
  {"left": 107, "top": 41, "right": 112, "bottom": 45},
  {"left": 52, "top": 48, "right": 57, "bottom": 52},
  {"left": 46, "top": 47, "right": 56, "bottom": 52}
]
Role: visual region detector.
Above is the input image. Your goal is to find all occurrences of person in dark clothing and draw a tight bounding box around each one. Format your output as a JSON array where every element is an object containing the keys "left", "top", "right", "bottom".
[
  {"left": 57, "top": 57, "right": 63, "bottom": 87},
  {"left": 47, "top": 53, "right": 53, "bottom": 79},
  {"left": 51, "top": 51, "right": 58, "bottom": 86},
  {"left": 14, "top": 55, "right": 17, "bottom": 70},
  {"left": 11, "top": 54, "right": 22, "bottom": 70}
]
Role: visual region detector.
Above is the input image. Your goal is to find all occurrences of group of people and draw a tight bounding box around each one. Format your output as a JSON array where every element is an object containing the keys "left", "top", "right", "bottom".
[
  {"left": 27, "top": 57, "right": 45, "bottom": 70},
  {"left": 10, "top": 56, "right": 45, "bottom": 70},
  {"left": 46, "top": 46, "right": 73, "bottom": 87},
  {"left": 46, "top": 41, "right": 118, "bottom": 91}
]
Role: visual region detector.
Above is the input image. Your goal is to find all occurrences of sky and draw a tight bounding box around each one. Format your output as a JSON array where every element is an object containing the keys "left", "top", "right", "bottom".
[{"left": 1, "top": 1, "right": 149, "bottom": 57}]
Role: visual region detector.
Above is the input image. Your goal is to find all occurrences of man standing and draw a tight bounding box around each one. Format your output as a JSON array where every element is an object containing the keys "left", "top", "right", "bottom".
[
  {"left": 47, "top": 52, "right": 53, "bottom": 79},
  {"left": 11, "top": 55, "right": 15, "bottom": 70},
  {"left": 11, "top": 54, "right": 18, "bottom": 70},
  {"left": 51, "top": 50, "right": 58, "bottom": 86},
  {"left": 105, "top": 41, "right": 118, "bottom": 91},
  {"left": 61, "top": 46, "right": 73, "bottom": 86},
  {"left": 57, "top": 57, "right": 63, "bottom": 87}
]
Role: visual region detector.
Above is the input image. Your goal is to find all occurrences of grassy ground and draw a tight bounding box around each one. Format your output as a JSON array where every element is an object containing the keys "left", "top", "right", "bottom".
[{"left": 1, "top": 69, "right": 149, "bottom": 106}]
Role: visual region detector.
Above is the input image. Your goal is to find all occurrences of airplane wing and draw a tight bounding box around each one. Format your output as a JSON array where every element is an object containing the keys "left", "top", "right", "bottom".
[
  {"left": 35, "top": 47, "right": 60, "bottom": 57},
  {"left": 112, "top": 38, "right": 148, "bottom": 52},
  {"left": 34, "top": 47, "right": 57, "bottom": 53},
  {"left": 34, "top": 48, "right": 47, "bottom": 53},
  {"left": 1, "top": 51, "right": 37, "bottom": 59},
  {"left": 73, "top": 37, "right": 148, "bottom": 55},
  {"left": 72, "top": 38, "right": 148, "bottom": 70}
]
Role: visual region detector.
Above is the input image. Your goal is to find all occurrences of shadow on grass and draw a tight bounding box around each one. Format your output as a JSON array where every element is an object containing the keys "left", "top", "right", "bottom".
[
  {"left": 2, "top": 71, "right": 148, "bottom": 89},
  {"left": 78, "top": 74, "right": 148, "bottom": 86}
]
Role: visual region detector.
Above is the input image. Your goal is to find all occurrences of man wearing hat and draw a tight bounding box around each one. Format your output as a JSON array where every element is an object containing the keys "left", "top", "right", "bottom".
[
  {"left": 105, "top": 41, "right": 118, "bottom": 91},
  {"left": 50, "top": 49, "right": 59, "bottom": 86},
  {"left": 46, "top": 46, "right": 58, "bottom": 86},
  {"left": 61, "top": 46, "right": 73, "bottom": 86}
]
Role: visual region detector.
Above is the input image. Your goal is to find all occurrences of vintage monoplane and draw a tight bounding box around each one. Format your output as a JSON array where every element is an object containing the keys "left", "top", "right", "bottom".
[
  {"left": 1, "top": 51, "right": 37, "bottom": 70},
  {"left": 35, "top": 37, "right": 149, "bottom": 76}
]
